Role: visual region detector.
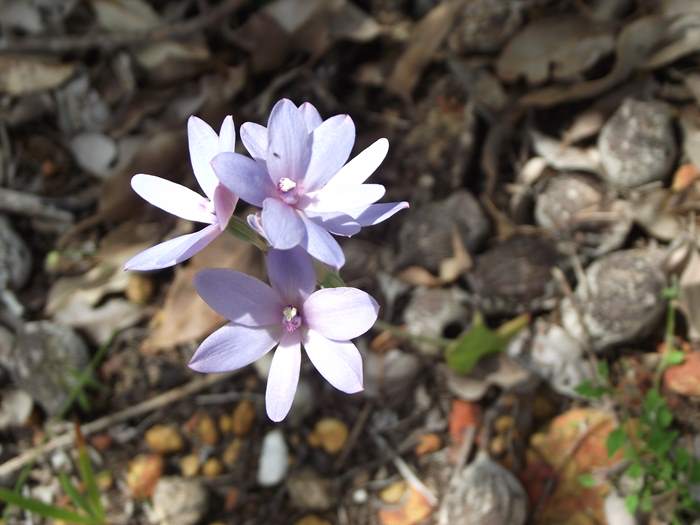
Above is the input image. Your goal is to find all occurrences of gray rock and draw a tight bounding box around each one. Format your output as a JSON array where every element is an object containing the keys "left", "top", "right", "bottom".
[
  {"left": 402, "top": 287, "right": 470, "bottom": 356},
  {"left": 0, "top": 216, "right": 31, "bottom": 290},
  {"left": 441, "top": 451, "right": 527, "bottom": 525},
  {"left": 396, "top": 191, "right": 489, "bottom": 273},
  {"left": 598, "top": 99, "right": 676, "bottom": 189},
  {"left": 561, "top": 249, "right": 666, "bottom": 352},
  {"left": 286, "top": 469, "right": 336, "bottom": 511},
  {"left": 364, "top": 347, "right": 420, "bottom": 399},
  {"left": 152, "top": 477, "right": 209, "bottom": 525},
  {"left": 535, "top": 173, "right": 632, "bottom": 257},
  {"left": 0, "top": 321, "right": 89, "bottom": 416}
]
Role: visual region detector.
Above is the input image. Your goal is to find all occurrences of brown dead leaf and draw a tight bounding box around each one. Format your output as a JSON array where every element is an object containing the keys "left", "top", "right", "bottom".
[
  {"left": 46, "top": 221, "right": 160, "bottom": 343},
  {"left": 497, "top": 16, "right": 614, "bottom": 85},
  {"left": 387, "top": 0, "right": 466, "bottom": 101},
  {"left": 141, "top": 232, "right": 262, "bottom": 353},
  {"left": 521, "top": 15, "right": 667, "bottom": 107},
  {"left": 0, "top": 55, "right": 75, "bottom": 96},
  {"left": 448, "top": 399, "right": 481, "bottom": 446},
  {"left": 527, "top": 408, "right": 622, "bottom": 525},
  {"left": 664, "top": 351, "right": 700, "bottom": 396}
]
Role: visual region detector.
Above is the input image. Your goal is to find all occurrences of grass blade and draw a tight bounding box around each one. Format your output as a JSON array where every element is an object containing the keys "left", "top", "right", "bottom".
[
  {"left": 0, "top": 488, "right": 95, "bottom": 525},
  {"left": 75, "top": 424, "right": 104, "bottom": 521},
  {"left": 58, "top": 472, "right": 93, "bottom": 518}
]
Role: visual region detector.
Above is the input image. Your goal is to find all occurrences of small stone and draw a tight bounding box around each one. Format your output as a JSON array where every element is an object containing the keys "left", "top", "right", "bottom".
[
  {"left": 442, "top": 451, "right": 527, "bottom": 525},
  {"left": 202, "top": 458, "right": 223, "bottom": 478},
  {"left": 0, "top": 388, "right": 33, "bottom": 430},
  {"left": 96, "top": 470, "right": 112, "bottom": 491},
  {"left": 534, "top": 173, "right": 632, "bottom": 257},
  {"left": 152, "top": 477, "right": 209, "bottom": 525},
  {"left": 286, "top": 469, "right": 336, "bottom": 511},
  {"left": 231, "top": 399, "right": 256, "bottom": 436},
  {"left": 468, "top": 234, "right": 564, "bottom": 315},
  {"left": 196, "top": 414, "right": 219, "bottom": 446},
  {"left": 179, "top": 454, "right": 200, "bottom": 478},
  {"left": 219, "top": 414, "right": 233, "bottom": 434},
  {"left": 257, "top": 429, "right": 289, "bottom": 486},
  {"left": 494, "top": 415, "right": 515, "bottom": 433},
  {"left": 308, "top": 418, "right": 348, "bottom": 455},
  {"left": 127, "top": 454, "right": 163, "bottom": 499},
  {"left": 489, "top": 435, "right": 507, "bottom": 456},
  {"left": 145, "top": 425, "right": 184, "bottom": 454},
  {"left": 223, "top": 439, "right": 243, "bottom": 467},
  {"left": 0, "top": 216, "right": 31, "bottom": 290},
  {"left": 598, "top": 98, "right": 676, "bottom": 189},
  {"left": 294, "top": 516, "right": 332, "bottom": 525},
  {"left": 364, "top": 348, "right": 421, "bottom": 400},
  {"left": 561, "top": 249, "right": 666, "bottom": 351},
  {"left": 126, "top": 273, "right": 154, "bottom": 304},
  {"left": 0, "top": 321, "right": 89, "bottom": 416},
  {"left": 402, "top": 287, "right": 470, "bottom": 356},
  {"left": 380, "top": 481, "right": 407, "bottom": 504},
  {"left": 396, "top": 191, "right": 489, "bottom": 273}
]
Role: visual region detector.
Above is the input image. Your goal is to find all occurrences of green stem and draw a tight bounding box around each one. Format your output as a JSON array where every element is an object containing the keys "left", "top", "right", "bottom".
[
  {"left": 226, "top": 215, "right": 268, "bottom": 252},
  {"left": 374, "top": 319, "right": 452, "bottom": 348}
]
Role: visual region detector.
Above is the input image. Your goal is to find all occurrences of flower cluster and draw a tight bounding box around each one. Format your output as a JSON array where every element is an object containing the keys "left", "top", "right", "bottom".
[{"left": 126, "top": 99, "right": 408, "bottom": 421}]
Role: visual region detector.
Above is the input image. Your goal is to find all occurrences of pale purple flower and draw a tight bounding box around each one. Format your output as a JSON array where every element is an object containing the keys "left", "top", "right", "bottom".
[
  {"left": 189, "top": 247, "right": 379, "bottom": 422},
  {"left": 211, "top": 99, "right": 408, "bottom": 269},
  {"left": 125, "top": 116, "right": 239, "bottom": 271}
]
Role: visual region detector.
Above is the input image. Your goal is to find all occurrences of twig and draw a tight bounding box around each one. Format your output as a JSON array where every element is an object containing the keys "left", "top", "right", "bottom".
[
  {"left": 371, "top": 433, "right": 439, "bottom": 507},
  {"left": 334, "top": 402, "right": 373, "bottom": 471},
  {"left": 0, "top": 0, "right": 246, "bottom": 54},
  {"left": 0, "top": 188, "right": 73, "bottom": 223},
  {"left": 0, "top": 372, "right": 235, "bottom": 478}
]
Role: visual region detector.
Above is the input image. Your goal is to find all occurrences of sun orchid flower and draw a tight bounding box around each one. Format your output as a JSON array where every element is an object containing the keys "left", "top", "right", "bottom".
[
  {"left": 189, "top": 247, "right": 379, "bottom": 421},
  {"left": 210, "top": 99, "right": 408, "bottom": 269},
  {"left": 124, "top": 116, "right": 238, "bottom": 271}
]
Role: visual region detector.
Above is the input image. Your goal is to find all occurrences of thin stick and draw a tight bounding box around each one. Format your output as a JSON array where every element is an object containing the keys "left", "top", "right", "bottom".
[
  {"left": 0, "top": 0, "right": 246, "bottom": 54},
  {"left": 0, "top": 372, "right": 235, "bottom": 478},
  {"left": 0, "top": 188, "right": 73, "bottom": 223},
  {"left": 371, "top": 433, "right": 439, "bottom": 507},
  {"left": 334, "top": 402, "right": 373, "bottom": 470}
]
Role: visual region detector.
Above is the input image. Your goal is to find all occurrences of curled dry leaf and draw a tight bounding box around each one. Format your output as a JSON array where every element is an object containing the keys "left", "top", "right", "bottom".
[
  {"left": 525, "top": 408, "right": 622, "bottom": 524},
  {"left": 497, "top": 15, "right": 614, "bottom": 85},
  {"left": 387, "top": 0, "right": 466, "bottom": 100},
  {"left": 141, "top": 232, "right": 262, "bottom": 353},
  {"left": 0, "top": 55, "right": 75, "bottom": 96},
  {"left": 378, "top": 485, "right": 433, "bottom": 525}
]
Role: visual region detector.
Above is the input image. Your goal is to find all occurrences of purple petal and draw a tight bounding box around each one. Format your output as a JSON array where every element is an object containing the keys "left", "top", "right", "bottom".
[
  {"left": 189, "top": 323, "right": 279, "bottom": 373},
  {"left": 266, "top": 99, "right": 311, "bottom": 183},
  {"left": 302, "top": 114, "right": 356, "bottom": 192},
  {"left": 298, "top": 102, "right": 322, "bottom": 132},
  {"left": 131, "top": 175, "right": 215, "bottom": 224},
  {"left": 212, "top": 184, "right": 237, "bottom": 229},
  {"left": 300, "top": 214, "right": 345, "bottom": 269},
  {"left": 303, "top": 184, "right": 385, "bottom": 214},
  {"left": 187, "top": 116, "right": 221, "bottom": 199},
  {"left": 327, "top": 138, "right": 389, "bottom": 187},
  {"left": 303, "top": 287, "right": 379, "bottom": 340},
  {"left": 265, "top": 331, "right": 301, "bottom": 422},
  {"left": 240, "top": 122, "right": 268, "bottom": 161},
  {"left": 355, "top": 201, "right": 409, "bottom": 226},
  {"left": 304, "top": 211, "right": 361, "bottom": 237},
  {"left": 194, "top": 268, "right": 282, "bottom": 326},
  {"left": 303, "top": 328, "right": 363, "bottom": 394},
  {"left": 266, "top": 247, "right": 316, "bottom": 304},
  {"left": 212, "top": 152, "right": 275, "bottom": 207},
  {"left": 218, "top": 115, "right": 236, "bottom": 152},
  {"left": 262, "top": 198, "right": 305, "bottom": 249},
  {"left": 124, "top": 224, "right": 220, "bottom": 271},
  {"left": 246, "top": 212, "right": 268, "bottom": 241}
]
